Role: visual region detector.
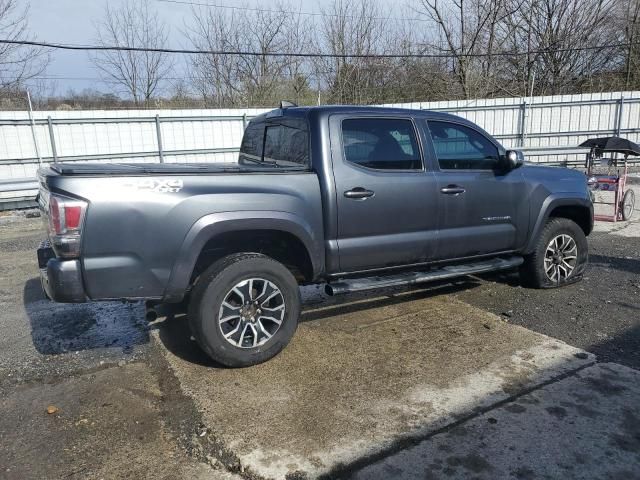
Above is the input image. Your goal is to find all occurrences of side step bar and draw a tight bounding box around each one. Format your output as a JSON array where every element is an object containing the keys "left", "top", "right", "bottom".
[{"left": 325, "top": 256, "right": 524, "bottom": 296}]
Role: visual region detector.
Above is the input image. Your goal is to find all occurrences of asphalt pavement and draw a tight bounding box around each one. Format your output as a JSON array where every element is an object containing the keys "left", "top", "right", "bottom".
[{"left": 457, "top": 224, "right": 640, "bottom": 369}]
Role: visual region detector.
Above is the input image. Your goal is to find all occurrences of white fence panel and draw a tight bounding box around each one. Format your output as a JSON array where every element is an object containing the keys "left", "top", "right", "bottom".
[{"left": 1, "top": 92, "right": 639, "bottom": 207}]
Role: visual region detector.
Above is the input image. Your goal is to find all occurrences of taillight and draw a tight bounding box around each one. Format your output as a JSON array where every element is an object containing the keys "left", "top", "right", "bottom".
[
  {"left": 47, "top": 194, "right": 87, "bottom": 258},
  {"left": 65, "top": 205, "right": 82, "bottom": 230},
  {"left": 49, "top": 196, "right": 61, "bottom": 234}
]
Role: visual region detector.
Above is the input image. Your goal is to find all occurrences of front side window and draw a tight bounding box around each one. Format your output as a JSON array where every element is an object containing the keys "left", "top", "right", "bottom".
[
  {"left": 342, "top": 118, "right": 422, "bottom": 170},
  {"left": 427, "top": 121, "right": 500, "bottom": 170}
]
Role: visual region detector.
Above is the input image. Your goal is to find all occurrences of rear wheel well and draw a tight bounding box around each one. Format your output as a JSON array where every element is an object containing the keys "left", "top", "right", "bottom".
[
  {"left": 548, "top": 205, "right": 592, "bottom": 235},
  {"left": 190, "top": 230, "right": 313, "bottom": 286}
]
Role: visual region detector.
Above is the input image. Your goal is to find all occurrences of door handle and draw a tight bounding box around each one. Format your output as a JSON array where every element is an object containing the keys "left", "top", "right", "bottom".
[
  {"left": 344, "top": 187, "right": 375, "bottom": 199},
  {"left": 440, "top": 185, "right": 466, "bottom": 195}
]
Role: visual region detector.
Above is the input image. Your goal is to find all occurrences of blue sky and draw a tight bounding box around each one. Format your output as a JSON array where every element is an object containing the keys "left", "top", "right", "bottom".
[{"left": 28, "top": 0, "right": 396, "bottom": 96}]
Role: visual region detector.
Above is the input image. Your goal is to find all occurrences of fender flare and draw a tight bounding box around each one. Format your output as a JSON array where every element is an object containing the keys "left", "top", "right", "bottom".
[
  {"left": 163, "top": 211, "right": 323, "bottom": 302},
  {"left": 523, "top": 193, "right": 593, "bottom": 254}
]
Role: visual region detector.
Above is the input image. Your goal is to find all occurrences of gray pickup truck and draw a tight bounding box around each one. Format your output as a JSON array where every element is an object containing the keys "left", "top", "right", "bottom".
[{"left": 36, "top": 105, "right": 593, "bottom": 366}]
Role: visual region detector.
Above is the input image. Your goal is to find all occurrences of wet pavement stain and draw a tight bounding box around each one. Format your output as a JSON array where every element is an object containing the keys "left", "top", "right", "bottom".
[
  {"left": 23, "top": 278, "right": 148, "bottom": 355},
  {"left": 380, "top": 463, "right": 404, "bottom": 477},
  {"left": 584, "top": 375, "right": 628, "bottom": 397},
  {"left": 545, "top": 406, "right": 568, "bottom": 419},
  {"left": 511, "top": 466, "right": 537, "bottom": 480},
  {"left": 559, "top": 400, "right": 603, "bottom": 419},
  {"left": 609, "top": 408, "right": 640, "bottom": 453},
  {"left": 445, "top": 453, "right": 494, "bottom": 474},
  {"left": 504, "top": 403, "right": 527, "bottom": 414}
]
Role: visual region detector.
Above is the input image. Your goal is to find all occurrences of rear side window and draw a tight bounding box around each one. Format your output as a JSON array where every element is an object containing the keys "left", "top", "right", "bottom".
[
  {"left": 427, "top": 121, "right": 500, "bottom": 170},
  {"left": 239, "top": 118, "right": 309, "bottom": 167},
  {"left": 342, "top": 118, "right": 422, "bottom": 170},
  {"left": 263, "top": 124, "right": 308, "bottom": 166},
  {"left": 239, "top": 122, "right": 264, "bottom": 163}
]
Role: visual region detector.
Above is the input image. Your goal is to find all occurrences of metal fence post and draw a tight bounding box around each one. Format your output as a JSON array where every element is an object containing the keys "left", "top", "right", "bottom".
[
  {"left": 242, "top": 113, "right": 248, "bottom": 130},
  {"left": 155, "top": 114, "right": 164, "bottom": 163},
  {"left": 47, "top": 116, "right": 58, "bottom": 164},
  {"left": 615, "top": 95, "right": 625, "bottom": 136},
  {"left": 519, "top": 100, "right": 528, "bottom": 147},
  {"left": 26, "top": 90, "right": 42, "bottom": 165}
]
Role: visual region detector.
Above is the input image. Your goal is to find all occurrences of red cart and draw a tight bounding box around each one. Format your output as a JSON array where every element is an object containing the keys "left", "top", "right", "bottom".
[{"left": 581, "top": 136, "right": 638, "bottom": 222}]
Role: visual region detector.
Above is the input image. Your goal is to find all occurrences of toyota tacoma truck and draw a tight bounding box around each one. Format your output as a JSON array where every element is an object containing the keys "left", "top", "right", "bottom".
[{"left": 36, "top": 105, "right": 593, "bottom": 367}]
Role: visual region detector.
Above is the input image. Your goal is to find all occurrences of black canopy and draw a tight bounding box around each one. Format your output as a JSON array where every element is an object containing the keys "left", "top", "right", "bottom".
[{"left": 579, "top": 136, "right": 640, "bottom": 156}]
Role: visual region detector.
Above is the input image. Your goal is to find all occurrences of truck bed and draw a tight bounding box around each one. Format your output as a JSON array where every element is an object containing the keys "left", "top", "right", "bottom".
[{"left": 49, "top": 162, "right": 303, "bottom": 176}]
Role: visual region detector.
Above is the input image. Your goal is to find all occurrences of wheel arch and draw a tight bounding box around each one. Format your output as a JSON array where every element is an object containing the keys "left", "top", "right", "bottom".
[
  {"left": 163, "top": 211, "right": 323, "bottom": 302},
  {"left": 523, "top": 194, "right": 594, "bottom": 254}
]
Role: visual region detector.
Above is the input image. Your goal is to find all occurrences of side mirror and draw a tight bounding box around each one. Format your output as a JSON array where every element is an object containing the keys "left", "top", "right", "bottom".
[{"left": 504, "top": 150, "right": 524, "bottom": 169}]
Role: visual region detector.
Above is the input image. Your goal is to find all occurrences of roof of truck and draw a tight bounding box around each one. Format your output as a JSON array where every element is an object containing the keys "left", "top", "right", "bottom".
[{"left": 251, "top": 104, "right": 464, "bottom": 122}]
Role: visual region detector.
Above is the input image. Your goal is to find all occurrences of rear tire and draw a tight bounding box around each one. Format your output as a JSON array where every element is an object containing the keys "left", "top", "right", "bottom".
[
  {"left": 622, "top": 189, "right": 635, "bottom": 221},
  {"left": 520, "top": 218, "right": 588, "bottom": 288},
  {"left": 188, "top": 253, "right": 301, "bottom": 367}
]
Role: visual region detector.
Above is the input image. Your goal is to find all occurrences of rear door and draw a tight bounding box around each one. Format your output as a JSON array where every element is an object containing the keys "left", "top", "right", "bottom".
[
  {"left": 329, "top": 115, "right": 439, "bottom": 272},
  {"left": 424, "top": 119, "right": 527, "bottom": 260}
]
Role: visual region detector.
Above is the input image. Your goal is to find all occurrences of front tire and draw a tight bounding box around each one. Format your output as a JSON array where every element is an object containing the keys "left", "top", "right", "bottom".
[
  {"left": 520, "top": 218, "right": 588, "bottom": 288},
  {"left": 188, "top": 253, "right": 301, "bottom": 367}
]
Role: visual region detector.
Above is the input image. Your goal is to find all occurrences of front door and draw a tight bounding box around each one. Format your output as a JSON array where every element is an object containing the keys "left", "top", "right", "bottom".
[
  {"left": 425, "top": 120, "right": 528, "bottom": 260},
  {"left": 329, "top": 115, "right": 439, "bottom": 272}
]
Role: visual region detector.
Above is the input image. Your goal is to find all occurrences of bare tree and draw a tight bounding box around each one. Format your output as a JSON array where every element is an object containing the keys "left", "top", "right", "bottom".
[
  {"left": 501, "top": 0, "right": 621, "bottom": 95},
  {"left": 235, "top": 6, "right": 290, "bottom": 106},
  {"left": 317, "top": 0, "right": 394, "bottom": 104},
  {"left": 187, "top": 2, "right": 313, "bottom": 107},
  {"left": 92, "top": 0, "right": 173, "bottom": 105},
  {"left": 622, "top": 0, "right": 640, "bottom": 88},
  {"left": 186, "top": 6, "right": 242, "bottom": 106},
  {"left": 417, "top": 0, "right": 517, "bottom": 98},
  {"left": 0, "top": 0, "right": 49, "bottom": 91},
  {"left": 180, "top": 0, "right": 636, "bottom": 106},
  {"left": 384, "top": 22, "right": 454, "bottom": 103},
  {"left": 282, "top": 9, "right": 313, "bottom": 105}
]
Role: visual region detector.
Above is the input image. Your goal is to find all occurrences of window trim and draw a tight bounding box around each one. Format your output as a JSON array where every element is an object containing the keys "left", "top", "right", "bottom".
[
  {"left": 426, "top": 119, "right": 503, "bottom": 173},
  {"left": 339, "top": 116, "right": 425, "bottom": 173}
]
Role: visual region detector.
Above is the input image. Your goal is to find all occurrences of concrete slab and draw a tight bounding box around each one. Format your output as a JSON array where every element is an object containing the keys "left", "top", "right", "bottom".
[
  {"left": 156, "top": 288, "right": 594, "bottom": 479},
  {"left": 352, "top": 362, "right": 640, "bottom": 479}
]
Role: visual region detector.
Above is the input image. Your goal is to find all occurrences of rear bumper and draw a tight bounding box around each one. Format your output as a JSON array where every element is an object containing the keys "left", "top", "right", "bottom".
[{"left": 37, "top": 241, "right": 86, "bottom": 303}]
